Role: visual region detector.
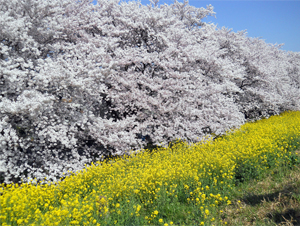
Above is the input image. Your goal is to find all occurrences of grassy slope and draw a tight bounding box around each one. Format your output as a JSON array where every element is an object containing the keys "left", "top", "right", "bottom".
[{"left": 216, "top": 149, "right": 300, "bottom": 226}]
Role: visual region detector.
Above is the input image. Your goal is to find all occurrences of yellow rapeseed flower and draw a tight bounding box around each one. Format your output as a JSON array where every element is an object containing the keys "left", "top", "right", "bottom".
[{"left": 1, "top": 111, "right": 299, "bottom": 226}]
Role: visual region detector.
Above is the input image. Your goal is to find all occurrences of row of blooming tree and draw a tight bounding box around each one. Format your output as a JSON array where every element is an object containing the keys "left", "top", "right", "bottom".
[{"left": 0, "top": 0, "right": 299, "bottom": 184}]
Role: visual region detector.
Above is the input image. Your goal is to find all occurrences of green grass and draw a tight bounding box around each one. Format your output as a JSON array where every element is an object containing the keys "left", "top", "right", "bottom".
[{"left": 215, "top": 149, "right": 300, "bottom": 226}]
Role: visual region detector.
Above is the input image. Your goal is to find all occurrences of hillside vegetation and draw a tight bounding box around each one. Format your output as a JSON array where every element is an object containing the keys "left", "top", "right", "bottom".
[{"left": 1, "top": 110, "right": 299, "bottom": 225}]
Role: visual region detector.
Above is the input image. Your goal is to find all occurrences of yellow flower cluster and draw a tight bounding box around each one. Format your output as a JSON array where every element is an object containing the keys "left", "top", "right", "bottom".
[{"left": 1, "top": 111, "right": 299, "bottom": 225}]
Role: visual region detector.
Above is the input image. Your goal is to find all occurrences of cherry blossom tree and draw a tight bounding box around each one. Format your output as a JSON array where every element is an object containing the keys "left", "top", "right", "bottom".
[{"left": 0, "top": 0, "right": 299, "bottom": 184}]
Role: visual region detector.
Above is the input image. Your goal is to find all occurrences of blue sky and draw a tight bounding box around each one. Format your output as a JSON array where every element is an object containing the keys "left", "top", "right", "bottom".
[{"left": 92, "top": 0, "right": 300, "bottom": 53}]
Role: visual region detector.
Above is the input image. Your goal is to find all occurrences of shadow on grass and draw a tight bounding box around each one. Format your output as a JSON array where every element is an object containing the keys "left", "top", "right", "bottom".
[
  {"left": 268, "top": 208, "right": 300, "bottom": 225},
  {"left": 242, "top": 182, "right": 299, "bottom": 205},
  {"left": 241, "top": 182, "right": 300, "bottom": 225}
]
